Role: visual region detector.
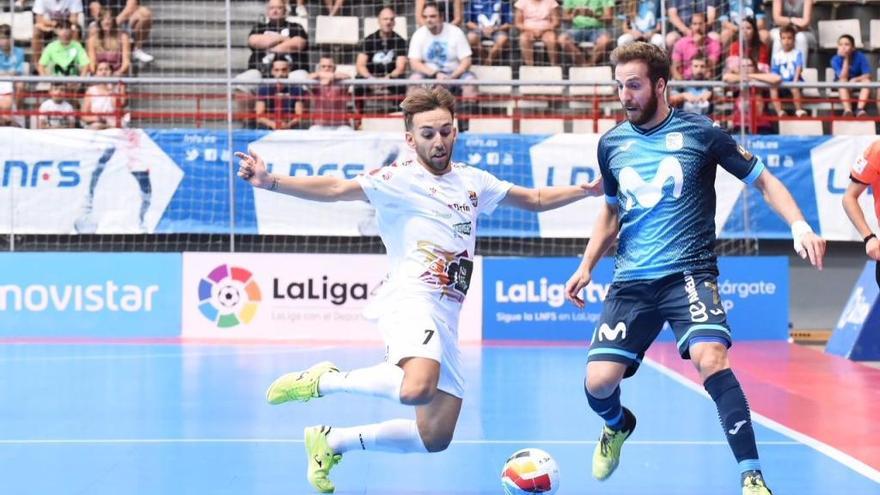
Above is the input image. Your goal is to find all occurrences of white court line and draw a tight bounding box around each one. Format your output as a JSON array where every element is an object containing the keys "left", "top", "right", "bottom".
[
  {"left": 643, "top": 358, "right": 880, "bottom": 484},
  {"left": 0, "top": 347, "right": 336, "bottom": 363},
  {"left": 0, "top": 438, "right": 801, "bottom": 446}
]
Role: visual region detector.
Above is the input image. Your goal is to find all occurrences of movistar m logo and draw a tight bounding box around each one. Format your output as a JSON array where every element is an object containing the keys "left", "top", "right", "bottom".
[
  {"left": 618, "top": 156, "right": 683, "bottom": 209},
  {"left": 597, "top": 322, "right": 627, "bottom": 342}
]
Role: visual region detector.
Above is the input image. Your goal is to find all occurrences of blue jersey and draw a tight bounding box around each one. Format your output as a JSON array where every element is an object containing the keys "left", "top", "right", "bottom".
[{"left": 598, "top": 108, "right": 765, "bottom": 282}]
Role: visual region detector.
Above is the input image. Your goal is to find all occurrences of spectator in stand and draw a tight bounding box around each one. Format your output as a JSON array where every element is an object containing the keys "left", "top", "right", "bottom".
[
  {"left": 0, "top": 24, "right": 26, "bottom": 127},
  {"left": 416, "top": 0, "right": 463, "bottom": 26},
  {"left": 719, "top": 0, "right": 769, "bottom": 48},
  {"left": 87, "top": 9, "right": 131, "bottom": 75},
  {"left": 669, "top": 56, "right": 714, "bottom": 115},
  {"left": 831, "top": 34, "right": 872, "bottom": 117},
  {"left": 408, "top": 2, "right": 476, "bottom": 98},
  {"left": 38, "top": 20, "right": 90, "bottom": 77},
  {"left": 255, "top": 59, "right": 303, "bottom": 130},
  {"left": 666, "top": 0, "right": 716, "bottom": 52},
  {"left": 81, "top": 60, "right": 128, "bottom": 128},
  {"left": 355, "top": 6, "right": 408, "bottom": 112},
  {"left": 88, "top": 1, "right": 153, "bottom": 63},
  {"left": 671, "top": 12, "right": 721, "bottom": 80},
  {"left": 770, "top": 24, "right": 807, "bottom": 117},
  {"left": 235, "top": 0, "right": 309, "bottom": 124},
  {"left": 38, "top": 82, "right": 77, "bottom": 129},
  {"left": 32, "top": 0, "right": 83, "bottom": 68},
  {"left": 770, "top": 0, "right": 815, "bottom": 62},
  {"left": 514, "top": 0, "right": 560, "bottom": 66},
  {"left": 558, "top": 0, "right": 614, "bottom": 66},
  {"left": 308, "top": 55, "right": 352, "bottom": 130},
  {"left": 617, "top": 0, "right": 664, "bottom": 50},
  {"left": 724, "top": 16, "right": 773, "bottom": 79},
  {"left": 465, "top": 0, "right": 512, "bottom": 65}
]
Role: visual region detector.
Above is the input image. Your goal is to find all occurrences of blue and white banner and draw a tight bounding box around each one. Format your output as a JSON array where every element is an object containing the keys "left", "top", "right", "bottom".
[
  {"left": 0, "top": 253, "right": 181, "bottom": 336},
  {"left": 827, "top": 261, "right": 880, "bottom": 360},
  {"left": 2, "top": 129, "right": 877, "bottom": 240},
  {"left": 482, "top": 256, "right": 789, "bottom": 342}
]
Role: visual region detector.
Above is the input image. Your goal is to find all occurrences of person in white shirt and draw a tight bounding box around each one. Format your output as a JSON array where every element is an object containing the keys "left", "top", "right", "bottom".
[
  {"left": 38, "top": 83, "right": 76, "bottom": 129},
  {"left": 408, "top": 1, "right": 477, "bottom": 98},
  {"left": 32, "top": 0, "right": 84, "bottom": 65},
  {"left": 235, "top": 86, "right": 602, "bottom": 494}
]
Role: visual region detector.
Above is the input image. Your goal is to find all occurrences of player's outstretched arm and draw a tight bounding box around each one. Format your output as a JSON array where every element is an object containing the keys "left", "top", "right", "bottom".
[
  {"left": 565, "top": 201, "right": 619, "bottom": 309},
  {"left": 842, "top": 181, "right": 880, "bottom": 261},
  {"left": 235, "top": 149, "right": 366, "bottom": 202},
  {"left": 500, "top": 179, "right": 603, "bottom": 212},
  {"left": 753, "top": 169, "right": 826, "bottom": 269}
]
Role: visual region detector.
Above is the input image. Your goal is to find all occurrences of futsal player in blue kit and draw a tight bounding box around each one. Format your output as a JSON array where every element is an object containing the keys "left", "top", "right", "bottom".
[{"left": 564, "top": 42, "right": 827, "bottom": 495}]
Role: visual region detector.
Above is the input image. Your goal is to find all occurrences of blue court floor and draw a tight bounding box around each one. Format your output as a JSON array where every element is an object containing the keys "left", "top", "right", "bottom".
[{"left": 0, "top": 343, "right": 877, "bottom": 494}]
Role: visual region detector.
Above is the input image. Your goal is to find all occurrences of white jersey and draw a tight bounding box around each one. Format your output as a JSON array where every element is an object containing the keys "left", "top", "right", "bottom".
[{"left": 356, "top": 159, "right": 512, "bottom": 305}]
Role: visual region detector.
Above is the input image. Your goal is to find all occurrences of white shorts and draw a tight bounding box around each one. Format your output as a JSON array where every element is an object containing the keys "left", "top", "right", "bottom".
[{"left": 375, "top": 295, "right": 464, "bottom": 399}]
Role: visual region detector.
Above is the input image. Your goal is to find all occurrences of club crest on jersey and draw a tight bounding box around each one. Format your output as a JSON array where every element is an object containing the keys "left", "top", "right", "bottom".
[
  {"left": 737, "top": 145, "right": 753, "bottom": 161},
  {"left": 665, "top": 132, "right": 684, "bottom": 151},
  {"left": 618, "top": 156, "right": 684, "bottom": 209},
  {"left": 854, "top": 155, "right": 868, "bottom": 174},
  {"left": 468, "top": 190, "right": 478, "bottom": 208}
]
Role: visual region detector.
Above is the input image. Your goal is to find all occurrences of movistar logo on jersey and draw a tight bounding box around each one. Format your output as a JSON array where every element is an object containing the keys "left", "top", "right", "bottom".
[
  {"left": 618, "top": 156, "right": 683, "bottom": 209},
  {"left": 596, "top": 322, "right": 627, "bottom": 342}
]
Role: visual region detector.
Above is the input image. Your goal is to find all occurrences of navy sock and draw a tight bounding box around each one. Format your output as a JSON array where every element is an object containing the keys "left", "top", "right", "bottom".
[
  {"left": 585, "top": 384, "right": 624, "bottom": 430},
  {"left": 704, "top": 369, "right": 761, "bottom": 473}
]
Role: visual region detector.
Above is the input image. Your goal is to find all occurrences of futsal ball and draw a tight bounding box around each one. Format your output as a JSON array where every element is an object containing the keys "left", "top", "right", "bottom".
[{"left": 500, "top": 448, "right": 560, "bottom": 495}]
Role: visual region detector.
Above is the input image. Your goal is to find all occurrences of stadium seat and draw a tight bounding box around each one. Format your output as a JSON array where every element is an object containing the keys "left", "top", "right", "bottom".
[
  {"left": 470, "top": 65, "right": 514, "bottom": 112},
  {"left": 800, "top": 68, "right": 830, "bottom": 114},
  {"left": 571, "top": 118, "right": 618, "bottom": 134},
  {"left": 316, "top": 16, "right": 360, "bottom": 45},
  {"left": 0, "top": 10, "right": 33, "bottom": 42},
  {"left": 824, "top": 67, "right": 839, "bottom": 98},
  {"left": 518, "top": 66, "right": 563, "bottom": 110},
  {"left": 467, "top": 118, "right": 514, "bottom": 133},
  {"left": 831, "top": 120, "right": 877, "bottom": 135},
  {"left": 360, "top": 118, "right": 405, "bottom": 132},
  {"left": 779, "top": 119, "right": 824, "bottom": 136},
  {"left": 520, "top": 118, "right": 564, "bottom": 135},
  {"left": 569, "top": 66, "right": 614, "bottom": 111},
  {"left": 872, "top": 19, "right": 880, "bottom": 50},
  {"left": 335, "top": 64, "right": 357, "bottom": 79},
  {"left": 363, "top": 16, "right": 408, "bottom": 40},
  {"left": 818, "top": 19, "right": 862, "bottom": 49}
]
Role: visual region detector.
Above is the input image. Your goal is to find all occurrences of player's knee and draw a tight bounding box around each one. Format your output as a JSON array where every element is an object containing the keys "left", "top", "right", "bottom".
[
  {"left": 419, "top": 429, "right": 453, "bottom": 452},
  {"left": 584, "top": 375, "right": 618, "bottom": 399},
  {"left": 693, "top": 344, "right": 729, "bottom": 377},
  {"left": 399, "top": 382, "right": 437, "bottom": 405}
]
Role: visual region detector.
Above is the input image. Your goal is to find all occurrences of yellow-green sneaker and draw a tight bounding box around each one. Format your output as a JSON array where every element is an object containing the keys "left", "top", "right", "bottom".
[
  {"left": 266, "top": 361, "right": 339, "bottom": 405},
  {"left": 742, "top": 471, "right": 773, "bottom": 495},
  {"left": 304, "top": 425, "right": 342, "bottom": 493},
  {"left": 592, "top": 407, "right": 636, "bottom": 481}
]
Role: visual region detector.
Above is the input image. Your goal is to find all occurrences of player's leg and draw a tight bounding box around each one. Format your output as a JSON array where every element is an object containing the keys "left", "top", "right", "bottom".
[
  {"left": 586, "top": 280, "right": 663, "bottom": 481},
  {"left": 660, "top": 270, "right": 772, "bottom": 495}
]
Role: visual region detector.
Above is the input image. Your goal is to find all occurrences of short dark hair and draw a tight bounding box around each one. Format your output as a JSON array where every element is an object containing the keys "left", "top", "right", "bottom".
[
  {"left": 839, "top": 34, "right": 855, "bottom": 46},
  {"left": 400, "top": 86, "right": 456, "bottom": 131},
  {"left": 422, "top": 1, "right": 439, "bottom": 14},
  {"left": 0, "top": 24, "right": 10, "bottom": 39},
  {"left": 610, "top": 41, "right": 670, "bottom": 87},
  {"left": 779, "top": 24, "right": 797, "bottom": 37}
]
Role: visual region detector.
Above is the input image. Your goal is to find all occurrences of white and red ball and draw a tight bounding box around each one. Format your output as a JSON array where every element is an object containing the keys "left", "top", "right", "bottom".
[{"left": 500, "top": 448, "right": 560, "bottom": 495}]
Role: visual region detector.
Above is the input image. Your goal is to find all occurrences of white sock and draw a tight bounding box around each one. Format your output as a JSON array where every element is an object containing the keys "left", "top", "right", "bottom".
[
  {"left": 318, "top": 362, "right": 404, "bottom": 402},
  {"left": 326, "top": 419, "right": 428, "bottom": 454}
]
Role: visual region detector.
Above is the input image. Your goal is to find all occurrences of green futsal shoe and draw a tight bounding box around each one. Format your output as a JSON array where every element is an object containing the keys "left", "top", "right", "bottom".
[
  {"left": 742, "top": 471, "right": 773, "bottom": 495},
  {"left": 266, "top": 361, "right": 339, "bottom": 405},
  {"left": 592, "top": 407, "right": 637, "bottom": 481},
  {"left": 304, "top": 425, "right": 342, "bottom": 493}
]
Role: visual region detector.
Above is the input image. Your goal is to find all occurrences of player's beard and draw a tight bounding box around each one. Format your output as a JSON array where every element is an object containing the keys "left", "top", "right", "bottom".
[
  {"left": 417, "top": 143, "right": 452, "bottom": 174},
  {"left": 626, "top": 88, "right": 659, "bottom": 127}
]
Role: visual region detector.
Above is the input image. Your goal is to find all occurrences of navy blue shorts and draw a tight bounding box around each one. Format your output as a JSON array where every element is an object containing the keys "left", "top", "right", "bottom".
[{"left": 588, "top": 269, "right": 731, "bottom": 378}]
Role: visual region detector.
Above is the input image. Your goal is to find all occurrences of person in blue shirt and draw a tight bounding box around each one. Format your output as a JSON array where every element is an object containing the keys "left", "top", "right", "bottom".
[
  {"left": 464, "top": 0, "right": 512, "bottom": 65},
  {"left": 0, "top": 24, "right": 25, "bottom": 126},
  {"left": 831, "top": 34, "right": 872, "bottom": 117},
  {"left": 255, "top": 59, "right": 303, "bottom": 130},
  {"left": 564, "top": 42, "right": 826, "bottom": 495}
]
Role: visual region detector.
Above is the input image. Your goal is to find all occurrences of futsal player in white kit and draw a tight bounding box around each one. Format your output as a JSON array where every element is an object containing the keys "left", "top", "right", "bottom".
[{"left": 236, "top": 86, "right": 602, "bottom": 493}]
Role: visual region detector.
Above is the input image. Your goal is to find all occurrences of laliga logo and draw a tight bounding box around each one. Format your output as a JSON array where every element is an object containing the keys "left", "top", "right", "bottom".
[
  {"left": 618, "top": 157, "right": 683, "bottom": 209},
  {"left": 198, "top": 264, "right": 262, "bottom": 328}
]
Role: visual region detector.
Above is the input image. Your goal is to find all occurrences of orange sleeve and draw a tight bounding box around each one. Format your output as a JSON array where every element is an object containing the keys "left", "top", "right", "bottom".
[{"left": 851, "top": 140, "right": 880, "bottom": 184}]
